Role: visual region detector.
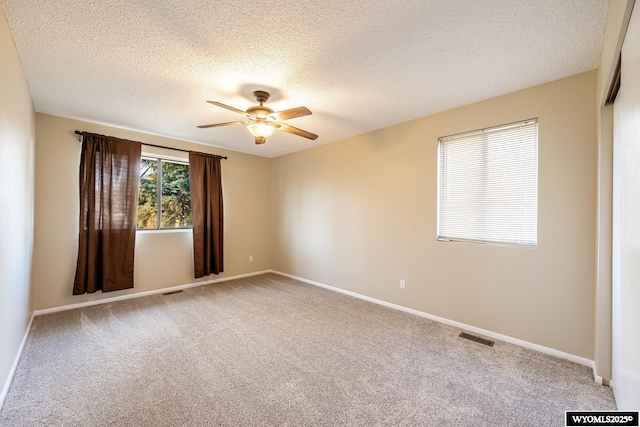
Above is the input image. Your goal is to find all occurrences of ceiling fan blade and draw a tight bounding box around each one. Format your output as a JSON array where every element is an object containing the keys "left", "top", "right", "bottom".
[
  {"left": 270, "top": 106, "right": 312, "bottom": 121},
  {"left": 197, "top": 121, "right": 247, "bottom": 129},
  {"left": 206, "top": 101, "right": 247, "bottom": 115},
  {"left": 278, "top": 123, "right": 318, "bottom": 140}
]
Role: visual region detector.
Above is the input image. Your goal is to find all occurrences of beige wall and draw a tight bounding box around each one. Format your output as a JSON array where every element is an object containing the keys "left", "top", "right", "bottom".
[
  {"left": 0, "top": 6, "right": 35, "bottom": 402},
  {"left": 33, "top": 113, "right": 271, "bottom": 310},
  {"left": 272, "top": 71, "right": 598, "bottom": 359}
]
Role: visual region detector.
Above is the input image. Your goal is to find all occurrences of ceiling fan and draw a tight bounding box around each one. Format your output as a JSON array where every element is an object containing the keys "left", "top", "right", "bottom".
[{"left": 198, "top": 90, "right": 318, "bottom": 144}]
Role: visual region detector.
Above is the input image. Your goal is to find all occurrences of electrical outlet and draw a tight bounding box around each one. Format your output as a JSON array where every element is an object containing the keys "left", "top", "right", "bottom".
[
  {"left": 400, "top": 279, "right": 406, "bottom": 290},
  {"left": 249, "top": 256, "right": 254, "bottom": 262}
]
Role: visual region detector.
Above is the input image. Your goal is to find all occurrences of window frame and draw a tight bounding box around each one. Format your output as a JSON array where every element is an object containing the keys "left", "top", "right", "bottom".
[
  {"left": 436, "top": 118, "right": 538, "bottom": 248},
  {"left": 137, "top": 153, "right": 192, "bottom": 231}
]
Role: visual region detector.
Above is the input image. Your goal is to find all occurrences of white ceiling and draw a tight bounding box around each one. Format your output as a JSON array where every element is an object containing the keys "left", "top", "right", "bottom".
[{"left": 2, "top": 0, "right": 608, "bottom": 158}]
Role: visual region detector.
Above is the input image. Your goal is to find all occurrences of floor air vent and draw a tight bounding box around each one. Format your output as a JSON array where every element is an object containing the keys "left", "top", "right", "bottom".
[
  {"left": 459, "top": 332, "right": 495, "bottom": 347},
  {"left": 162, "top": 290, "right": 184, "bottom": 296}
]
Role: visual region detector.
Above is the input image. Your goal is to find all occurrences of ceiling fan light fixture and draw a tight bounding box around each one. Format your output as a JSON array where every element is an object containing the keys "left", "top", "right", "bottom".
[
  {"left": 247, "top": 122, "right": 277, "bottom": 138},
  {"left": 199, "top": 90, "right": 318, "bottom": 143}
]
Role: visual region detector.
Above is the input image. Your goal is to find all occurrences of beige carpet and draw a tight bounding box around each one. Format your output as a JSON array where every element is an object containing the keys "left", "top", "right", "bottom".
[{"left": 0, "top": 273, "right": 615, "bottom": 426}]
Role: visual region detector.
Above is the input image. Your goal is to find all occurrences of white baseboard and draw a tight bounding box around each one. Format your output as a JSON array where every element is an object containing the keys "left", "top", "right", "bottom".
[
  {"left": 33, "top": 270, "right": 272, "bottom": 316},
  {"left": 0, "top": 313, "right": 34, "bottom": 411},
  {"left": 593, "top": 369, "right": 604, "bottom": 385},
  {"left": 271, "top": 270, "right": 599, "bottom": 373}
]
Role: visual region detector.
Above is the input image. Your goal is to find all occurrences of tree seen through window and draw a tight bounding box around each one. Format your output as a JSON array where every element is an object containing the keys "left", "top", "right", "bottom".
[{"left": 137, "top": 157, "right": 192, "bottom": 229}]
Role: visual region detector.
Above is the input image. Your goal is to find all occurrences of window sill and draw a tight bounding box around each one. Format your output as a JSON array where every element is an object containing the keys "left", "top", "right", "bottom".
[
  {"left": 137, "top": 228, "right": 192, "bottom": 234},
  {"left": 437, "top": 237, "right": 536, "bottom": 248}
]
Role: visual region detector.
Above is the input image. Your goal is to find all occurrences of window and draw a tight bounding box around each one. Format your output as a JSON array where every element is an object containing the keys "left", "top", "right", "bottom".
[
  {"left": 437, "top": 119, "right": 538, "bottom": 247},
  {"left": 137, "top": 157, "right": 192, "bottom": 229}
]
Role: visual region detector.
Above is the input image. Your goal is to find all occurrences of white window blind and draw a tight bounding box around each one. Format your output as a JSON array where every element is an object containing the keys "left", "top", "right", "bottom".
[{"left": 437, "top": 119, "right": 538, "bottom": 247}]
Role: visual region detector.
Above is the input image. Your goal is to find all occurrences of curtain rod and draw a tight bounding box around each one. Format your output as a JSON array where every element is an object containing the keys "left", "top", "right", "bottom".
[{"left": 74, "top": 130, "right": 227, "bottom": 159}]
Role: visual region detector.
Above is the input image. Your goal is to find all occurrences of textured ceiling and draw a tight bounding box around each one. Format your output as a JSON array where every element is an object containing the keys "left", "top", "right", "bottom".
[{"left": 2, "top": 0, "right": 608, "bottom": 158}]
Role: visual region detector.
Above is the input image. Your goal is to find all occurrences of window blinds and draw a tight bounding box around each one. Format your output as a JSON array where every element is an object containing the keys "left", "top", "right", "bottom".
[{"left": 437, "top": 119, "right": 538, "bottom": 247}]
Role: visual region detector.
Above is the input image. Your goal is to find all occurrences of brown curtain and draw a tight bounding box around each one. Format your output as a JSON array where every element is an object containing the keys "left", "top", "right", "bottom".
[
  {"left": 73, "top": 132, "right": 141, "bottom": 295},
  {"left": 189, "top": 151, "right": 224, "bottom": 278}
]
